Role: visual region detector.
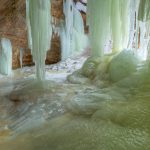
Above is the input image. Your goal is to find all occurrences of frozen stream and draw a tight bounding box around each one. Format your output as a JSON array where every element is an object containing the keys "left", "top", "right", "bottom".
[{"left": 0, "top": 57, "right": 150, "bottom": 150}]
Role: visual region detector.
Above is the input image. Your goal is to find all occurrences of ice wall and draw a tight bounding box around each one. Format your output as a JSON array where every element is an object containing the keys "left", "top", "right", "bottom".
[
  {"left": 26, "top": 0, "right": 52, "bottom": 80},
  {"left": 0, "top": 38, "right": 12, "bottom": 76}
]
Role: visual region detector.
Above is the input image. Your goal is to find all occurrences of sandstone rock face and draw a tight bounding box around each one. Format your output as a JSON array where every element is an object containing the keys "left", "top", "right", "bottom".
[
  {"left": 46, "top": 35, "right": 61, "bottom": 64},
  {"left": 51, "top": 0, "right": 64, "bottom": 20},
  {"left": 0, "top": 0, "right": 63, "bottom": 69}
]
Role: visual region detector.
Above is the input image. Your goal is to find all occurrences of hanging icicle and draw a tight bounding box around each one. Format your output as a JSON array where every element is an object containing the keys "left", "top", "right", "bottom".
[
  {"left": 111, "top": 0, "right": 122, "bottom": 52},
  {"left": 138, "top": 0, "right": 150, "bottom": 22},
  {"left": 87, "top": 0, "right": 112, "bottom": 57},
  {"left": 0, "top": 38, "right": 12, "bottom": 76},
  {"left": 60, "top": 0, "right": 87, "bottom": 60},
  {"left": 61, "top": 0, "right": 74, "bottom": 60},
  {"left": 120, "top": 0, "right": 130, "bottom": 48},
  {"left": 26, "top": 0, "right": 52, "bottom": 80},
  {"left": 87, "top": 0, "right": 131, "bottom": 55}
]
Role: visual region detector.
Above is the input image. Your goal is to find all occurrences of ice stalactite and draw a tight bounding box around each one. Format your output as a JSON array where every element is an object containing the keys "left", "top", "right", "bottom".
[
  {"left": 61, "top": 0, "right": 74, "bottom": 60},
  {"left": 72, "top": 6, "right": 88, "bottom": 55},
  {"left": 138, "top": 0, "right": 150, "bottom": 60},
  {"left": 111, "top": 0, "right": 122, "bottom": 52},
  {"left": 87, "top": 0, "right": 131, "bottom": 55},
  {"left": 26, "top": 0, "right": 52, "bottom": 80},
  {"left": 87, "top": 0, "right": 111, "bottom": 57},
  {"left": 0, "top": 38, "right": 12, "bottom": 76},
  {"left": 120, "top": 0, "right": 130, "bottom": 49},
  {"left": 128, "top": 0, "right": 139, "bottom": 49},
  {"left": 61, "top": 0, "right": 87, "bottom": 60},
  {"left": 138, "top": 0, "right": 150, "bottom": 22},
  {"left": 26, "top": 0, "right": 32, "bottom": 50},
  {"left": 20, "top": 48, "right": 24, "bottom": 68},
  {"left": 111, "top": 0, "right": 130, "bottom": 52}
]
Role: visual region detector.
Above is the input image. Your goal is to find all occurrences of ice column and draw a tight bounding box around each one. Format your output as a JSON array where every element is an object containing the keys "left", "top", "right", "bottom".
[
  {"left": 61, "top": 0, "right": 87, "bottom": 60},
  {"left": 87, "top": 0, "right": 131, "bottom": 55},
  {"left": 138, "top": 0, "right": 150, "bottom": 22},
  {"left": 111, "top": 0, "right": 122, "bottom": 52},
  {"left": 87, "top": 0, "right": 111, "bottom": 57},
  {"left": 121, "top": 0, "right": 130, "bottom": 49},
  {"left": 0, "top": 38, "right": 12, "bottom": 75},
  {"left": 111, "top": 0, "right": 130, "bottom": 52},
  {"left": 128, "top": 0, "right": 139, "bottom": 49},
  {"left": 61, "top": 0, "right": 74, "bottom": 60},
  {"left": 27, "top": 0, "right": 52, "bottom": 80},
  {"left": 72, "top": 6, "right": 88, "bottom": 55},
  {"left": 20, "top": 48, "right": 24, "bottom": 68},
  {"left": 26, "top": 0, "right": 32, "bottom": 50},
  {"left": 138, "top": 0, "right": 150, "bottom": 60}
]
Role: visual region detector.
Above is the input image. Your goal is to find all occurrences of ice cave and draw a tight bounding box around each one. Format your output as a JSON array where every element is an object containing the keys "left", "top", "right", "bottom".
[{"left": 0, "top": 0, "right": 150, "bottom": 149}]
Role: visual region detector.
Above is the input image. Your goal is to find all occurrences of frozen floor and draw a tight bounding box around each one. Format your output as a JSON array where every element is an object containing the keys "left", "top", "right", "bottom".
[{"left": 0, "top": 57, "right": 150, "bottom": 150}]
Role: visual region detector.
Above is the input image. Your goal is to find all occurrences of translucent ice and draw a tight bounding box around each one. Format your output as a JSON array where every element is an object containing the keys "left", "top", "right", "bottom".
[
  {"left": 87, "top": 0, "right": 111, "bottom": 56},
  {"left": 26, "top": 0, "right": 52, "bottom": 80},
  {"left": 138, "top": 0, "right": 150, "bottom": 21},
  {"left": 87, "top": 0, "right": 130, "bottom": 55},
  {"left": 0, "top": 38, "right": 12, "bottom": 76},
  {"left": 60, "top": 0, "right": 87, "bottom": 60}
]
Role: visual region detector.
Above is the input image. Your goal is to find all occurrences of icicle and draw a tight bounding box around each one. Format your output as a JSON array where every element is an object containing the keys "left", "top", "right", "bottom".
[
  {"left": 60, "top": 0, "right": 87, "bottom": 60},
  {"left": 120, "top": 0, "right": 130, "bottom": 49},
  {"left": 72, "top": 6, "right": 88, "bottom": 54},
  {"left": 87, "top": 0, "right": 131, "bottom": 55},
  {"left": 111, "top": 0, "right": 122, "bottom": 52},
  {"left": 27, "top": 0, "right": 52, "bottom": 80},
  {"left": 87, "top": 0, "right": 111, "bottom": 56},
  {"left": 138, "top": 0, "right": 150, "bottom": 60},
  {"left": 0, "top": 38, "right": 12, "bottom": 75},
  {"left": 26, "top": 0, "right": 32, "bottom": 49},
  {"left": 20, "top": 48, "right": 23, "bottom": 68},
  {"left": 138, "top": 0, "right": 150, "bottom": 22},
  {"left": 61, "top": 0, "right": 74, "bottom": 60},
  {"left": 111, "top": 0, "right": 130, "bottom": 52}
]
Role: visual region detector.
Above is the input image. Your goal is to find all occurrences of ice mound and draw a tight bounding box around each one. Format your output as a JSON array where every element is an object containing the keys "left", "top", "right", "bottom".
[{"left": 109, "top": 49, "right": 139, "bottom": 82}]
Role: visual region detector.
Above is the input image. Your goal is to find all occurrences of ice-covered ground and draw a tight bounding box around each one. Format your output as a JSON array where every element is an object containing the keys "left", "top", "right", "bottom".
[
  {"left": 0, "top": 55, "right": 150, "bottom": 150},
  {"left": 11, "top": 56, "right": 87, "bottom": 83},
  {"left": 0, "top": 56, "right": 88, "bottom": 141}
]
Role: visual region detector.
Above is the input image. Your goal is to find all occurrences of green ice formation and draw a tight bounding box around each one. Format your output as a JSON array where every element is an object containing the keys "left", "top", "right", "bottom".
[
  {"left": 26, "top": 0, "right": 52, "bottom": 80},
  {"left": 60, "top": 0, "right": 88, "bottom": 60},
  {"left": 138, "top": 0, "right": 150, "bottom": 21},
  {"left": 87, "top": 0, "right": 131, "bottom": 56},
  {"left": 25, "top": 0, "right": 87, "bottom": 79}
]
